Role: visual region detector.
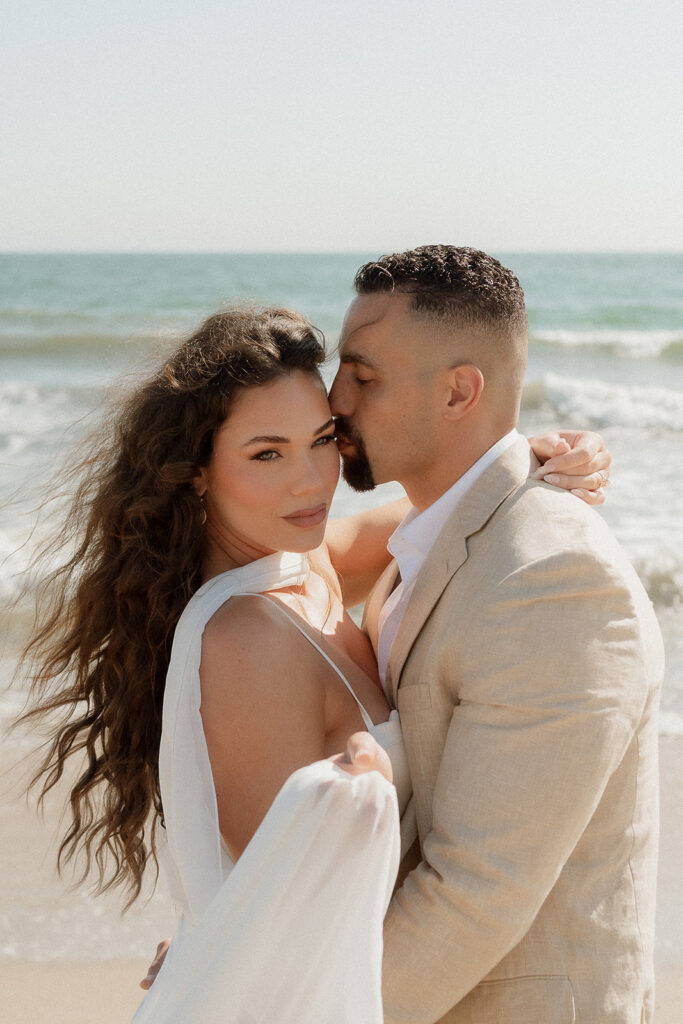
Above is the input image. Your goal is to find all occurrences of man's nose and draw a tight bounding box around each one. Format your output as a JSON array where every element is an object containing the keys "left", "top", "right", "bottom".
[{"left": 328, "top": 372, "right": 349, "bottom": 416}]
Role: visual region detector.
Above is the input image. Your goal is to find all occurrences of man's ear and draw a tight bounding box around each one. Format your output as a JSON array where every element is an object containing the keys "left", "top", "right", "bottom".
[
  {"left": 442, "top": 364, "right": 484, "bottom": 422},
  {"left": 193, "top": 467, "right": 208, "bottom": 497}
]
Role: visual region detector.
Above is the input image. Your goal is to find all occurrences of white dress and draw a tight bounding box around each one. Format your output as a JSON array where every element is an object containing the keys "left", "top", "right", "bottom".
[{"left": 132, "top": 551, "right": 413, "bottom": 1024}]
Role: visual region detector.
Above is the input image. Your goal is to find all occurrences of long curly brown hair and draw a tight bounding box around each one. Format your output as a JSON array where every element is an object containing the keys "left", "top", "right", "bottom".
[{"left": 19, "top": 306, "right": 326, "bottom": 908}]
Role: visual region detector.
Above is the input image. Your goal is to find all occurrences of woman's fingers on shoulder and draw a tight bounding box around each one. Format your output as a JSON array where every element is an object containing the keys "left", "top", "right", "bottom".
[
  {"left": 555, "top": 429, "right": 611, "bottom": 468},
  {"left": 533, "top": 432, "right": 611, "bottom": 485},
  {"left": 528, "top": 430, "right": 562, "bottom": 461},
  {"left": 570, "top": 487, "right": 606, "bottom": 506}
]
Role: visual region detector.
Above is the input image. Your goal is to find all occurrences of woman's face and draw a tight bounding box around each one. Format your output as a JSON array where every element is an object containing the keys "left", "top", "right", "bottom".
[{"left": 196, "top": 370, "right": 340, "bottom": 567}]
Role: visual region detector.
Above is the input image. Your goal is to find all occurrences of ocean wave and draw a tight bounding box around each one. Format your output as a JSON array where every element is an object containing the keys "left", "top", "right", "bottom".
[
  {"left": 522, "top": 372, "right": 683, "bottom": 431},
  {"left": 0, "top": 327, "right": 175, "bottom": 355},
  {"left": 531, "top": 329, "right": 683, "bottom": 359},
  {"left": 631, "top": 556, "right": 683, "bottom": 609},
  {"left": 659, "top": 711, "right": 683, "bottom": 737},
  {"left": 0, "top": 380, "right": 96, "bottom": 458}
]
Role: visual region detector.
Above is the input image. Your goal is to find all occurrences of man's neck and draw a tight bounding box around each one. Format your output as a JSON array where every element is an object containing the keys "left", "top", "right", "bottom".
[{"left": 402, "top": 426, "right": 518, "bottom": 513}]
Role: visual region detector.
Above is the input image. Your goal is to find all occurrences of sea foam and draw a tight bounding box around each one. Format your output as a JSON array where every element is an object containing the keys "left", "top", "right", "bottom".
[{"left": 523, "top": 372, "right": 683, "bottom": 431}]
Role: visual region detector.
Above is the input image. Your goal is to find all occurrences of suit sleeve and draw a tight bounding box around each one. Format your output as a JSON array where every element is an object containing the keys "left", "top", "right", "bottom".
[{"left": 381, "top": 550, "right": 650, "bottom": 1024}]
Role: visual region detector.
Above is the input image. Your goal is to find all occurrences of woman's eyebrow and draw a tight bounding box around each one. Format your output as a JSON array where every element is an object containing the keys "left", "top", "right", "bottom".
[
  {"left": 242, "top": 434, "right": 289, "bottom": 446},
  {"left": 242, "top": 418, "right": 335, "bottom": 447}
]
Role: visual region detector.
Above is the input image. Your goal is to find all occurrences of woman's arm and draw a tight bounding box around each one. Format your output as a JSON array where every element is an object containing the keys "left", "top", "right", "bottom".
[
  {"left": 325, "top": 498, "right": 411, "bottom": 609},
  {"left": 199, "top": 593, "right": 392, "bottom": 858},
  {"left": 326, "top": 430, "right": 612, "bottom": 608},
  {"left": 199, "top": 596, "right": 328, "bottom": 859},
  {"left": 140, "top": 600, "right": 392, "bottom": 991}
]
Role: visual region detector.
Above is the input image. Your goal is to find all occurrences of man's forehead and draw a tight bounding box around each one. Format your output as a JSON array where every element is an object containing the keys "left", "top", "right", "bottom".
[{"left": 339, "top": 291, "right": 413, "bottom": 353}]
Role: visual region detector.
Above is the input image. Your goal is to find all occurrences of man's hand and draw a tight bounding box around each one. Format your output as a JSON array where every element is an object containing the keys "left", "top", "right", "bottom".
[
  {"left": 528, "top": 430, "right": 612, "bottom": 506},
  {"left": 139, "top": 939, "right": 170, "bottom": 990},
  {"left": 330, "top": 731, "right": 393, "bottom": 783}
]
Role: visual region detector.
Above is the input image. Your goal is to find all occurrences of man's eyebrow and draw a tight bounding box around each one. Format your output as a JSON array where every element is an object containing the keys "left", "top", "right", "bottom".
[
  {"left": 339, "top": 351, "right": 379, "bottom": 370},
  {"left": 242, "top": 418, "right": 335, "bottom": 447}
]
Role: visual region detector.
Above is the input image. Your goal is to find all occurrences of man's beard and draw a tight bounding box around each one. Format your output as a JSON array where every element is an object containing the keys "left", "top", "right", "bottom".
[{"left": 335, "top": 417, "right": 376, "bottom": 492}]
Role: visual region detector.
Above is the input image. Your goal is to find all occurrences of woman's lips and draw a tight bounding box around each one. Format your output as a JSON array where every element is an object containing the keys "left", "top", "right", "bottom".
[{"left": 282, "top": 504, "right": 328, "bottom": 529}]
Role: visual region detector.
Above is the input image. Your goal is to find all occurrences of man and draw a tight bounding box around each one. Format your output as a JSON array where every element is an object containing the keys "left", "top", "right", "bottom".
[{"left": 329, "top": 245, "right": 663, "bottom": 1023}]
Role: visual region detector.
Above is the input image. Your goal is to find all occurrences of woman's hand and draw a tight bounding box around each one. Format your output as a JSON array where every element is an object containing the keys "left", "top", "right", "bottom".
[{"left": 528, "top": 430, "right": 612, "bottom": 506}]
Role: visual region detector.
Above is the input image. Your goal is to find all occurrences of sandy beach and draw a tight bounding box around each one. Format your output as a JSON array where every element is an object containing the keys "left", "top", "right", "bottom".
[
  {"left": 2, "top": 959, "right": 679, "bottom": 1024},
  {"left": 0, "top": 960, "right": 148, "bottom": 1023},
  {"left": 1, "top": 711, "right": 681, "bottom": 1022}
]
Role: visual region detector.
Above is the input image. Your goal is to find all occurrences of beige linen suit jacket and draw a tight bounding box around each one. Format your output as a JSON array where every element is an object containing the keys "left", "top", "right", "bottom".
[{"left": 364, "top": 437, "right": 663, "bottom": 1024}]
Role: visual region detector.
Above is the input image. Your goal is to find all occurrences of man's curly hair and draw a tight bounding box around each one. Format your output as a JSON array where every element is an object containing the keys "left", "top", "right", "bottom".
[{"left": 354, "top": 245, "right": 528, "bottom": 339}]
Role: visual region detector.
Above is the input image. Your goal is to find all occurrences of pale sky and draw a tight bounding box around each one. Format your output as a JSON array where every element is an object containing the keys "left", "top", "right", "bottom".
[{"left": 2, "top": 0, "right": 681, "bottom": 252}]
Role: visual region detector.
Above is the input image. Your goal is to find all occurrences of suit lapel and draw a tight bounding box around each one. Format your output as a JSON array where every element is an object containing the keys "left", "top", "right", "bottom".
[{"left": 386, "top": 437, "right": 537, "bottom": 705}]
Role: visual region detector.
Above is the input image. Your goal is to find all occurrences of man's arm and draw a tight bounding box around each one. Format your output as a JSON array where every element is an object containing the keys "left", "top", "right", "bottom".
[
  {"left": 325, "top": 498, "right": 411, "bottom": 608},
  {"left": 382, "top": 550, "right": 648, "bottom": 1024}
]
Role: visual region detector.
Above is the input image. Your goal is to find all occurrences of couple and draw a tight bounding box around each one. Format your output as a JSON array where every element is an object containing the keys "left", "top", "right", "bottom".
[{"left": 24, "top": 246, "right": 662, "bottom": 1023}]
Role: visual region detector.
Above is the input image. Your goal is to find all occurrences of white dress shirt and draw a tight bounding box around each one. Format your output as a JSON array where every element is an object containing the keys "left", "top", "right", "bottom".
[{"left": 377, "top": 429, "right": 520, "bottom": 690}]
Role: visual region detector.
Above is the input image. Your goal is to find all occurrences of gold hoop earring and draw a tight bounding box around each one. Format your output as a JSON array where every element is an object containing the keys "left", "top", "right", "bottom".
[{"left": 199, "top": 495, "right": 207, "bottom": 526}]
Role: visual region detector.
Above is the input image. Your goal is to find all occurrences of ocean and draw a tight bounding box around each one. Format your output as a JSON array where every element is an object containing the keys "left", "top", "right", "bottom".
[
  {"left": 0, "top": 252, "right": 682, "bottom": 960},
  {"left": 2, "top": 252, "right": 681, "bottom": 695}
]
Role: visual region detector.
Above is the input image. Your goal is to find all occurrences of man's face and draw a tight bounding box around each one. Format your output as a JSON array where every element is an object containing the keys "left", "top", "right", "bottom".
[{"left": 329, "top": 292, "right": 441, "bottom": 492}]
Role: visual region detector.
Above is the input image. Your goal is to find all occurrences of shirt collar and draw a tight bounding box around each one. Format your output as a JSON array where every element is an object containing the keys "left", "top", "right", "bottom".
[{"left": 387, "top": 429, "right": 520, "bottom": 586}]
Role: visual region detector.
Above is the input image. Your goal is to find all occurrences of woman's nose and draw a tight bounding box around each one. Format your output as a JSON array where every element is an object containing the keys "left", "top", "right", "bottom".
[{"left": 290, "top": 455, "right": 325, "bottom": 496}]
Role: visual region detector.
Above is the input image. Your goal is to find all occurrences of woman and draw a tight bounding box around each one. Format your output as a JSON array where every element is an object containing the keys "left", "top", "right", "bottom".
[{"left": 21, "top": 307, "right": 609, "bottom": 1022}]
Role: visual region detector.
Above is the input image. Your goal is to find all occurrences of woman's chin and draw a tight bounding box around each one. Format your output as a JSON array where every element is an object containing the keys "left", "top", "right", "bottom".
[{"left": 279, "top": 522, "right": 328, "bottom": 553}]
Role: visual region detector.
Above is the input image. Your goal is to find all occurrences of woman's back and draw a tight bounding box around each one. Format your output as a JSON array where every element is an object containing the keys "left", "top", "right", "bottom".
[
  {"left": 136, "top": 550, "right": 402, "bottom": 1023},
  {"left": 160, "top": 550, "right": 411, "bottom": 921}
]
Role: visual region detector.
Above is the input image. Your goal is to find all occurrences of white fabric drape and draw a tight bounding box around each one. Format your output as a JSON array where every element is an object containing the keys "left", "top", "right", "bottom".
[
  {"left": 134, "top": 761, "right": 399, "bottom": 1023},
  {"left": 133, "top": 551, "right": 400, "bottom": 1023}
]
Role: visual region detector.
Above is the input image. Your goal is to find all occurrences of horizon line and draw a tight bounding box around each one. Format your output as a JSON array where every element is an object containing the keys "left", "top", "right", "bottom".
[{"left": 1, "top": 248, "right": 682, "bottom": 257}]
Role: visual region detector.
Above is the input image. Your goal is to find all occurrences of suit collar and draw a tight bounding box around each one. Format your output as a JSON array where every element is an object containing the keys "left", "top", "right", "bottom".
[
  {"left": 362, "top": 558, "right": 400, "bottom": 658},
  {"left": 385, "top": 436, "right": 537, "bottom": 704},
  {"left": 388, "top": 428, "right": 520, "bottom": 590}
]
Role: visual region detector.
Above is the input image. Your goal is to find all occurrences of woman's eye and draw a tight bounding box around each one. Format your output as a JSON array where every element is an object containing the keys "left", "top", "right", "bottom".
[
  {"left": 314, "top": 433, "right": 337, "bottom": 447},
  {"left": 252, "top": 449, "right": 280, "bottom": 461},
  {"left": 354, "top": 376, "right": 372, "bottom": 386}
]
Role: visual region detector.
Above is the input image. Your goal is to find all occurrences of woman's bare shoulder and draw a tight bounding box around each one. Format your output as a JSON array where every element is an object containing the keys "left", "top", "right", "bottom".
[
  {"left": 198, "top": 594, "right": 327, "bottom": 859},
  {"left": 202, "top": 594, "right": 302, "bottom": 658},
  {"left": 200, "top": 594, "right": 321, "bottom": 707}
]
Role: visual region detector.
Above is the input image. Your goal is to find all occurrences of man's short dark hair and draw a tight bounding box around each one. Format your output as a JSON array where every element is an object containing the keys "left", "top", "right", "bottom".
[{"left": 354, "top": 245, "right": 528, "bottom": 339}]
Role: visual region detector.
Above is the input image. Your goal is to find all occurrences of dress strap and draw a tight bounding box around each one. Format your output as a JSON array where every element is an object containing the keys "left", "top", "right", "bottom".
[{"left": 252, "top": 594, "right": 375, "bottom": 731}]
